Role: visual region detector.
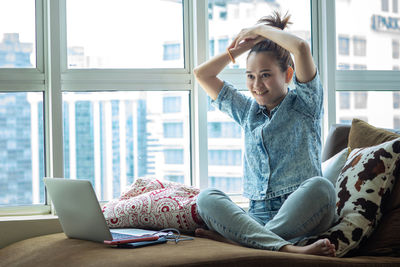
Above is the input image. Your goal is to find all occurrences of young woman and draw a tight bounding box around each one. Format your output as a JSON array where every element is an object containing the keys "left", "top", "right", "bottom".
[{"left": 193, "top": 12, "right": 337, "bottom": 257}]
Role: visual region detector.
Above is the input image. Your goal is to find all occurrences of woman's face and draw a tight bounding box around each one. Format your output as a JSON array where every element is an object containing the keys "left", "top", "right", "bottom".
[{"left": 246, "top": 51, "right": 291, "bottom": 111}]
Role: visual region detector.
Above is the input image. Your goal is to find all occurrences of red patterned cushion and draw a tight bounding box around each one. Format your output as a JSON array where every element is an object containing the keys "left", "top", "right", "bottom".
[{"left": 102, "top": 178, "right": 204, "bottom": 232}]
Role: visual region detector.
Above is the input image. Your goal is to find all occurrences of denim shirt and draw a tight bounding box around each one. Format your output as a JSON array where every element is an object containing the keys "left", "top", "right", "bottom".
[{"left": 211, "top": 72, "right": 323, "bottom": 200}]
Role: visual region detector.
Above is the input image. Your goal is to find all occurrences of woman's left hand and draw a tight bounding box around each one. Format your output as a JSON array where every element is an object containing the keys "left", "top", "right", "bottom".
[{"left": 229, "top": 25, "right": 261, "bottom": 50}]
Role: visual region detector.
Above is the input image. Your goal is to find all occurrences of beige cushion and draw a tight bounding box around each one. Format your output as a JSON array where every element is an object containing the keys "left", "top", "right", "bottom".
[{"left": 348, "top": 118, "right": 400, "bottom": 150}]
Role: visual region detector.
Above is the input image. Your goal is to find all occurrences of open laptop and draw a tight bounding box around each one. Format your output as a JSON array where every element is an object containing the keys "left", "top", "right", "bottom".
[{"left": 43, "top": 177, "right": 165, "bottom": 244}]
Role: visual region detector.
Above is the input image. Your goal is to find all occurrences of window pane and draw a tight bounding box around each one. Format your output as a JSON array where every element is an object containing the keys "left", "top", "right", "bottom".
[
  {"left": 393, "top": 40, "right": 399, "bottom": 59},
  {"left": 0, "top": 0, "right": 36, "bottom": 68},
  {"left": 0, "top": 92, "right": 45, "bottom": 205},
  {"left": 208, "top": 92, "right": 246, "bottom": 195},
  {"left": 62, "top": 91, "right": 190, "bottom": 201},
  {"left": 163, "top": 122, "right": 183, "bottom": 138},
  {"left": 338, "top": 35, "right": 350, "bottom": 55},
  {"left": 339, "top": 92, "right": 350, "bottom": 109},
  {"left": 336, "top": 91, "right": 400, "bottom": 128},
  {"left": 336, "top": 0, "right": 400, "bottom": 70},
  {"left": 67, "top": 0, "right": 184, "bottom": 68},
  {"left": 208, "top": 0, "right": 311, "bottom": 69}
]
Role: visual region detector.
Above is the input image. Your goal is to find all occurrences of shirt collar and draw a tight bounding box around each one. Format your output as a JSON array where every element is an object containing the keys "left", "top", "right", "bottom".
[{"left": 257, "top": 88, "right": 290, "bottom": 116}]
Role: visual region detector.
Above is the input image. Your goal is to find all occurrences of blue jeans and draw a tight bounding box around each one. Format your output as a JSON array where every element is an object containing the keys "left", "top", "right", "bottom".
[{"left": 196, "top": 176, "right": 336, "bottom": 251}]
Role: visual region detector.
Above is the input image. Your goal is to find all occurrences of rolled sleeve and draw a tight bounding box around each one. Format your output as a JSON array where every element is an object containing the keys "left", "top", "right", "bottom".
[
  {"left": 292, "top": 71, "right": 324, "bottom": 118},
  {"left": 211, "top": 81, "right": 252, "bottom": 127}
]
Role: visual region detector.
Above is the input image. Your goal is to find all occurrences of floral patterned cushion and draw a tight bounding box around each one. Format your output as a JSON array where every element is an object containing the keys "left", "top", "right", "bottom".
[
  {"left": 102, "top": 178, "right": 204, "bottom": 232},
  {"left": 297, "top": 138, "right": 400, "bottom": 257}
]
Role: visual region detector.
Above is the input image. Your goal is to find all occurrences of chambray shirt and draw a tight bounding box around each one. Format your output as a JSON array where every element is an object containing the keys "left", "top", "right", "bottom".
[{"left": 211, "top": 72, "right": 323, "bottom": 200}]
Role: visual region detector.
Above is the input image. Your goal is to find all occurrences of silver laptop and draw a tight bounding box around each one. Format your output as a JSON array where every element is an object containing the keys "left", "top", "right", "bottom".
[{"left": 43, "top": 177, "right": 159, "bottom": 243}]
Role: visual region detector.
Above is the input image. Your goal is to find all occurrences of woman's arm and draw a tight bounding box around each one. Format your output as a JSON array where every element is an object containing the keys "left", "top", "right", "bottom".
[
  {"left": 230, "top": 24, "right": 316, "bottom": 83},
  {"left": 193, "top": 37, "right": 263, "bottom": 100}
]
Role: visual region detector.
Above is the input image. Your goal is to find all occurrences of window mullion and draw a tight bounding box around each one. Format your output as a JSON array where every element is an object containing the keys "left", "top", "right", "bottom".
[
  {"left": 336, "top": 70, "right": 400, "bottom": 91},
  {"left": 191, "top": 0, "right": 209, "bottom": 189},
  {"left": 315, "top": 0, "right": 336, "bottom": 138},
  {"left": 36, "top": 0, "right": 45, "bottom": 73},
  {"left": 44, "top": 0, "right": 64, "bottom": 184}
]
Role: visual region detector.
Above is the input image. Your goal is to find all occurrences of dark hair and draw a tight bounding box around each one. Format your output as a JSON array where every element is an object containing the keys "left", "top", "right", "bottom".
[{"left": 248, "top": 11, "right": 294, "bottom": 72}]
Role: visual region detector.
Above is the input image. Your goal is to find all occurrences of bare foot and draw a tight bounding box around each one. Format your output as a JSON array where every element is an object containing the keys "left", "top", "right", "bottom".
[
  {"left": 279, "top": 238, "right": 336, "bottom": 257},
  {"left": 194, "top": 228, "right": 239, "bottom": 246}
]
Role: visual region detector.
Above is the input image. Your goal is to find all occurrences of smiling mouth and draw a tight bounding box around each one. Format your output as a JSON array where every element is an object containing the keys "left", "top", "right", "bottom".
[{"left": 254, "top": 90, "right": 268, "bottom": 96}]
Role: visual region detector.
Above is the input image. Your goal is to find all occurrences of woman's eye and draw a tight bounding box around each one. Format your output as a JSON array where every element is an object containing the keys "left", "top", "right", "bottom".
[
  {"left": 261, "top": 73, "right": 270, "bottom": 78},
  {"left": 247, "top": 74, "right": 254, "bottom": 80}
]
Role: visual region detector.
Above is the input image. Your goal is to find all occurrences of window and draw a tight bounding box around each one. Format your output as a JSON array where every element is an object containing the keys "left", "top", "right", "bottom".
[
  {"left": 163, "top": 43, "right": 181, "bottom": 61},
  {"left": 394, "top": 0, "right": 399, "bottom": 13},
  {"left": 394, "top": 116, "right": 400, "bottom": 128},
  {"left": 163, "top": 96, "right": 181, "bottom": 113},
  {"left": 340, "top": 117, "right": 368, "bottom": 124},
  {"left": 0, "top": 93, "right": 45, "bottom": 205},
  {"left": 335, "top": 0, "right": 400, "bottom": 131},
  {"left": 66, "top": 0, "right": 184, "bottom": 68},
  {"left": 164, "top": 149, "right": 184, "bottom": 164},
  {"left": 209, "top": 39, "right": 215, "bottom": 58},
  {"left": 354, "top": 92, "right": 368, "bottom": 109},
  {"left": 219, "top": 4, "right": 227, "bottom": 20},
  {"left": 339, "top": 117, "right": 353, "bottom": 124},
  {"left": 393, "top": 92, "right": 400, "bottom": 108},
  {"left": 337, "top": 92, "right": 399, "bottom": 128},
  {"left": 338, "top": 63, "right": 350, "bottom": 70},
  {"left": 218, "top": 38, "right": 229, "bottom": 54},
  {"left": 336, "top": 0, "right": 400, "bottom": 70},
  {"left": 164, "top": 175, "right": 184, "bottom": 183},
  {"left": 63, "top": 92, "right": 190, "bottom": 200},
  {"left": 382, "top": 0, "right": 389, "bottom": 11},
  {"left": 353, "top": 64, "right": 367, "bottom": 70},
  {"left": 209, "top": 176, "right": 242, "bottom": 194},
  {"left": 208, "top": 150, "right": 242, "bottom": 166},
  {"left": 0, "top": 34, "right": 33, "bottom": 68},
  {"left": 208, "top": 122, "right": 242, "bottom": 138},
  {"left": 338, "top": 35, "right": 350, "bottom": 56},
  {"left": 163, "top": 122, "right": 183, "bottom": 138},
  {"left": 393, "top": 40, "right": 399, "bottom": 59},
  {"left": 353, "top": 37, "right": 366, "bottom": 56},
  {"left": 0, "top": 0, "right": 36, "bottom": 68},
  {"left": 339, "top": 92, "right": 350, "bottom": 109}
]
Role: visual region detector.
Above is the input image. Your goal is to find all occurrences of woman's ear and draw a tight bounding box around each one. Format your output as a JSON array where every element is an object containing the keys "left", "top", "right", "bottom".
[{"left": 285, "top": 66, "right": 294, "bottom": 83}]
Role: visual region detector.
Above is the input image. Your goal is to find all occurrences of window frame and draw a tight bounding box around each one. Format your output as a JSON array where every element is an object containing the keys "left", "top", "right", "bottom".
[
  {"left": 0, "top": 0, "right": 49, "bottom": 215},
  {"left": 332, "top": 0, "right": 400, "bottom": 130},
  {"left": 1, "top": 0, "right": 357, "bottom": 216}
]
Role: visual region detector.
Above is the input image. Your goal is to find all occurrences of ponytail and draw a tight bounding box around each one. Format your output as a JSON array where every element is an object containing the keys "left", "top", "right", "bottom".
[{"left": 248, "top": 11, "right": 294, "bottom": 72}]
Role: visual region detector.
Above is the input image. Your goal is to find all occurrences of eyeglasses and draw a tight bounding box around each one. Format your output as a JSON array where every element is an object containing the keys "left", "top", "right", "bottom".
[{"left": 154, "top": 228, "right": 194, "bottom": 244}]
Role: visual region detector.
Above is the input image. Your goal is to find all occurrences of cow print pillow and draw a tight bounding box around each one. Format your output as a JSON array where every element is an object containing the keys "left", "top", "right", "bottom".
[{"left": 296, "top": 138, "right": 400, "bottom": 257}]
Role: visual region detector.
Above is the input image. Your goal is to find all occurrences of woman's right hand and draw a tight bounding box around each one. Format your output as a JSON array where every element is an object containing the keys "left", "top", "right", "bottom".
[{"left": 227, "top": 35, "right": 265, "bottom": 59}]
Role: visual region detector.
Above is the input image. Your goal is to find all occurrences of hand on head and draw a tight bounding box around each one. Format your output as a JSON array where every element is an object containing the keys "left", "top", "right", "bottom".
[{"left": 228, "top": 32, "right": 264, "bottom": 55}]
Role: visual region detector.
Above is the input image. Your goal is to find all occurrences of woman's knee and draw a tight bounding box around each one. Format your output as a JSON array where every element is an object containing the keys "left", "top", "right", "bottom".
[
  {"left": 196, "top": 188, "right": 226, "bottom": 211},
  {"left": 301, "top": 176, "right": 336, "bottom": 205}
]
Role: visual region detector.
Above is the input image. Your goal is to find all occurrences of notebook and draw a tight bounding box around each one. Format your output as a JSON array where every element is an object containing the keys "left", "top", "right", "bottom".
[{"left": 43, "top": 177, "right": 165, "bottom": 244}]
